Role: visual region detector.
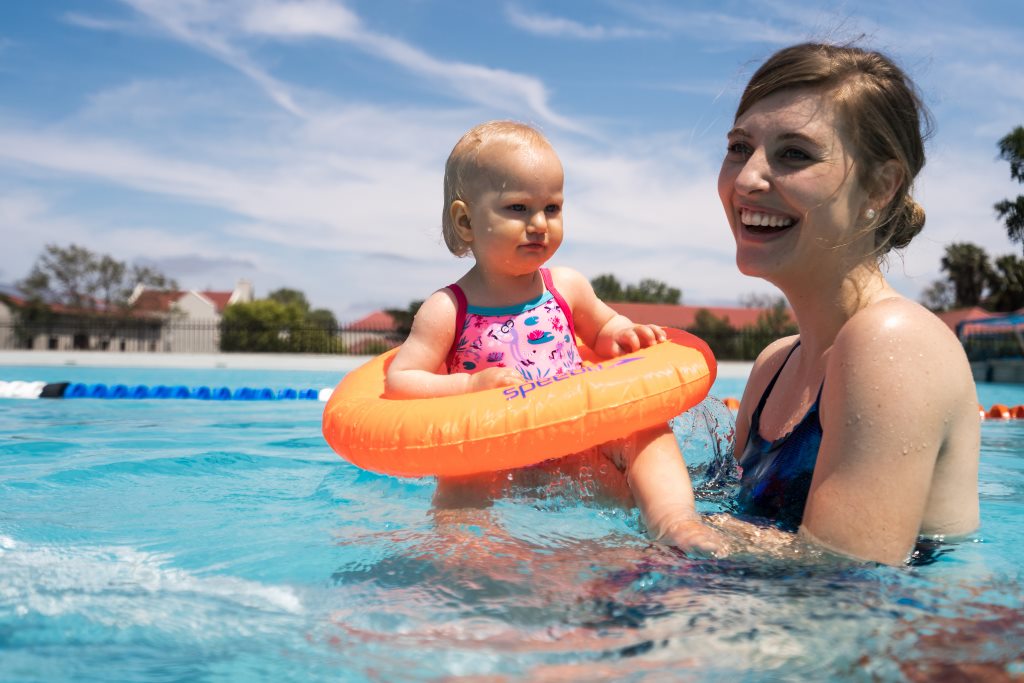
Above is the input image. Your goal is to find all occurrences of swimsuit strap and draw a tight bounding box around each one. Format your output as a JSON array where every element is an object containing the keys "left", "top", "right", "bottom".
[
  {"left": 444, "top": 269, "right": 570, "bottom": 372},
  {"left": 540, "top": 268, "right": 575, "bottom": 341},
  {"left": 444, "top": 283, "right": 468, "bottom": 372},
  {"left": 749, "top": 340, "right": 802, "bottom": 428}
]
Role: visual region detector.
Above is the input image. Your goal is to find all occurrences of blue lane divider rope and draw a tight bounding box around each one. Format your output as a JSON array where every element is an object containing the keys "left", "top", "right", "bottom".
[{"left": 0, "top": 380, "right": 333, "bottom": 401}]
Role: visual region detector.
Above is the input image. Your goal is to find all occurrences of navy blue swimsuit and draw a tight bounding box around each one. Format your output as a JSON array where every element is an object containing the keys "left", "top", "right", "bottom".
[{"left": 736, "top": 342, "right": 823, "bottom": 531}]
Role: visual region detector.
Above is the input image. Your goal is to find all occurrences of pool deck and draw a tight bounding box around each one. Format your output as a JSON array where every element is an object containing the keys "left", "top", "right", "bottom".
[{"left": 0, "top": 351, "right": 754, "bottom": 378}]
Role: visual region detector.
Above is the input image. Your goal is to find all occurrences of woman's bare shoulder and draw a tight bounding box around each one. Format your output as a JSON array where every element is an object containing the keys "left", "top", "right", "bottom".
[
  {"left": 837, "top": 297, "right": 967, "bottom": 367},
  {"left": 829, "top": 297, "right": 975, "bottom": 413}
]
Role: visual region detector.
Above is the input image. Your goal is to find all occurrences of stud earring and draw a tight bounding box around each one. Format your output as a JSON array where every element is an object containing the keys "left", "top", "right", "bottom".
[{"left": 865, "top": 208, "right": 877, "bottom": 221}]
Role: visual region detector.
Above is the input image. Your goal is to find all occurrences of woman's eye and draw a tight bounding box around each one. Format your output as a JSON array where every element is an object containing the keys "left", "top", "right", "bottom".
[
  {"left": 780, "top": 147, "right": 812, "bottom": 161},
  {"left": 726, "top": 141, "right": 751, "bottom": 157}
]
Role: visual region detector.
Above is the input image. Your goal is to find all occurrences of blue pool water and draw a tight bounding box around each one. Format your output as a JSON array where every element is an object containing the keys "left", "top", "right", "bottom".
[{"left": 1, "top": 364, "right": 1022, "bottom": 681}]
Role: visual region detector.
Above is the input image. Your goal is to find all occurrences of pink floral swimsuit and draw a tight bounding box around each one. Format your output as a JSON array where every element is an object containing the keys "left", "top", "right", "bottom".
[{"left": 445, "top": 268, "right": 582, "bottom": 380}]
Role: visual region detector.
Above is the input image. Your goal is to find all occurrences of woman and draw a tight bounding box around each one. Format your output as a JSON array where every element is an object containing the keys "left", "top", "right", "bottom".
[{"left": 716, "top": 43, "right": 979, "bottom": 565}]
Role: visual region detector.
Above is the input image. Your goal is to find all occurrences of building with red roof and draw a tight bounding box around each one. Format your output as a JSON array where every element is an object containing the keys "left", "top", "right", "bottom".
[
  {"left": 605, "top": 302, "right": 786, "bottom": 330},
  {"left": 0, "top": 280, "right": 254, "bottom": 353}
]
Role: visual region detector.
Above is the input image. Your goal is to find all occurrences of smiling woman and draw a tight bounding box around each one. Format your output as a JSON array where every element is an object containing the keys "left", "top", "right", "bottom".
[{"left": 714, "top": 43, "right": 980, "bottom": 566}]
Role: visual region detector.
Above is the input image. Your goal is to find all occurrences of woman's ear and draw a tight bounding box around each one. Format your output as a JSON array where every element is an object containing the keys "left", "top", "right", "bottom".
[
  {"left": 451, "top": 200, "right": 473, "bottom": 243},
  {"left": 871, "top": 159, "right": 903, "bottom": 208}
]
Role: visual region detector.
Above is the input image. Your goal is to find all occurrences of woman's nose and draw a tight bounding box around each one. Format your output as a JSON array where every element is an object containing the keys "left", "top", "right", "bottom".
[{"left": 735, "top": 149, "right": 771, "bottom": 195}]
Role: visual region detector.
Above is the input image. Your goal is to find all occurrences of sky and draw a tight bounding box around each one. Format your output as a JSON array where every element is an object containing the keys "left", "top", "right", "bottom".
[{"left": 1, "top": 1, "right": 1022, "bottom": 321}]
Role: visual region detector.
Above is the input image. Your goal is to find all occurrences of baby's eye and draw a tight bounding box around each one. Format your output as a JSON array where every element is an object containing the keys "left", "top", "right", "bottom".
[
  {"left": 506, "top": 203, "right": 527, "bottom": 212},
  {"left": 544, "top": 204, "right": 561, "bottom": 214}
]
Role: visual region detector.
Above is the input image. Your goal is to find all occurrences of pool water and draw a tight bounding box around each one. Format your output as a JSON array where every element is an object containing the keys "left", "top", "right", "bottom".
[{"left": 1, "top": 366, "right": 1022, "bottom": 681}]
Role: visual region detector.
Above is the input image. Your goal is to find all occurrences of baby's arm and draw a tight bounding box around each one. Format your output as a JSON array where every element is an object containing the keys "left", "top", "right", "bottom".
[
  {"left": 617, "top": 426, "right": 728, "bottom": 556},
  {"left": 550, "top": 267, "right": 666, "bottom": 358},
  {"left": 384, "top": 290, "right": 521, "bottom": 399}
]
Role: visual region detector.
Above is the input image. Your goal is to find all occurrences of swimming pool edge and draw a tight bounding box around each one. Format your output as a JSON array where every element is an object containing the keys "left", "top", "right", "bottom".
[{"left": 0, "top": 351, "right": 755, "bottom": 379}]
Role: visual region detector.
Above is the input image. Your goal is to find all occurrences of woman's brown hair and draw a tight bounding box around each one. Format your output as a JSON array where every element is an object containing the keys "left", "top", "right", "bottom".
[{"left": 737, "top": 43, "right": 933, "bottom": 254}]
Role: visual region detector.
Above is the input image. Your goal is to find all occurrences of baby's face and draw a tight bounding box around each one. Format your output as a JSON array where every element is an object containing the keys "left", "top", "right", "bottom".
[{"left": 459, "top": 140, "right": 565, "bottom": 278}]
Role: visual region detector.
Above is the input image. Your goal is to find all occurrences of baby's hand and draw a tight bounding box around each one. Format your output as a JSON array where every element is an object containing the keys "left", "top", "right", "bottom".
[
  {"left": 658, "top": 518, "right": 731, "bottom": 558},
  {"left": 468, "top": 367, "right": 522, "bottom": 392},
  {"left": 613, "top": 324, "right": 667, "bottom": 354}
]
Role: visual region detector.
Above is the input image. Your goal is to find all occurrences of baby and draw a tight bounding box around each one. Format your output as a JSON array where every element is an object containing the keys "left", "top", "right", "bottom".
[{"left": 386, "top": 120, "right": 723, "bottom": 555}]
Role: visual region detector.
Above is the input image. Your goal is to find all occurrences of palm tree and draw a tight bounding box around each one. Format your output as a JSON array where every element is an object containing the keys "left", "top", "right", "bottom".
[
  {"left": 995, "top": 126, "right": 1024, "bottom": 250},
  {"left": 985, "top": 254, "right": 1024, "bottom": 312},
  {"left": 941, "top": 242, "right": 993, "bottom": 308}
]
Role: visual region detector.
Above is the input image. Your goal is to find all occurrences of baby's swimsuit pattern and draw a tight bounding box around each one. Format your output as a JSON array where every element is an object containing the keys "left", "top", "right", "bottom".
[
  {"left": 445, "top": 268, "right": 581, "bottom": 381},
  {"left": 736, "top": 341, "right": 823, "bottom": 531}
]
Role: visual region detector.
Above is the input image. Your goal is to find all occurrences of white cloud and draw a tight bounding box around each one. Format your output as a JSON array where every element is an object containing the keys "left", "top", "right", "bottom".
[
  {"left": 612, "top": 4, "right": 805, "bottom": 46},
  {"left": 242, "top": 0, "right": 361, "bottom": 38},
  {"left": 504, "top": 5, "right": 654, "bottom": 40},
  {"left": 103, "top": 0, "right": 583, "bottom": 132},
  {"left": 62, "top": 12, "right": 141, "bottom": 33}
]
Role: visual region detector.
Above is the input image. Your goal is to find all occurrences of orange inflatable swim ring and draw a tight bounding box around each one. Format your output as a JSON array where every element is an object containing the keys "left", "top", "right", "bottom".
[{"left": 322, "top": 328, "right": 716, "bottom": 477}]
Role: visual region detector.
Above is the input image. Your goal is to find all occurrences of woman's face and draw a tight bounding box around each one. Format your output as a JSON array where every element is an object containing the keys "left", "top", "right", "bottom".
[{"left": 717, "top": 87, "right": 873, "bottom": 286}]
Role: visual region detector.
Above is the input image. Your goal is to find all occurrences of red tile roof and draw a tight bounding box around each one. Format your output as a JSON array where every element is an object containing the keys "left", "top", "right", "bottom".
[
  {"left": 200, "top": 291, "right": 233, "bottom": 313},
  {"left": 933, "top": 306, "right": 998, "bottom": 332},
  {"left": 130, "top": 290, "right": 182, "bottom": 314},
  {"left": 607, "top": 302, "right": 790, "bottom": 329},
  {"left": 348, "top": 310, "right": 398, "bottom": 331},
  {"left": 129, "top": 289, "right": 234, "bottom": 315}
]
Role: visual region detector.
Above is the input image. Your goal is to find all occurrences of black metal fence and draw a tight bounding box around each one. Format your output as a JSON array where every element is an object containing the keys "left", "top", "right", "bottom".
[
  {"left": 0, "top": 320, "right": 403, "bottom": 356},
  {"left": 8, "top": 320, "right": 971, "bottom": 362}
]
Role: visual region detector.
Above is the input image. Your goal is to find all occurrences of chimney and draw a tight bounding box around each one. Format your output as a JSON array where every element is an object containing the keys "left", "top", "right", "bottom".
[{"left": 229, "top": 279, "right": 254, "bottom": 305}]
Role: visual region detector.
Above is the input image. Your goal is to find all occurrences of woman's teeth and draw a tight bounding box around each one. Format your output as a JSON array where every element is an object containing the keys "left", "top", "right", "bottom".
[{"left": 740, "top": 209, "right": 794, "bottom": 229}]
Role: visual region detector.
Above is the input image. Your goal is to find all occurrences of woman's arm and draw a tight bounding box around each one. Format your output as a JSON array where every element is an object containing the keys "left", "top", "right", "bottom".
[
  {"left": 384, "top": 290, "right": 520, "bottom": 398},
  {"left": 800, "top": 299, "right": 978, "bottom": 565}
]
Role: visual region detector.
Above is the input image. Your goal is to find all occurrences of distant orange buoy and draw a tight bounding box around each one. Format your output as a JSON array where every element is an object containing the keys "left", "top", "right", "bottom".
[
  {"left": 988, "top": 404, "right": 1010, "bottom": 419},
  {"left": 1012, "top": 405, "right": 1024, "bottom": 419}
]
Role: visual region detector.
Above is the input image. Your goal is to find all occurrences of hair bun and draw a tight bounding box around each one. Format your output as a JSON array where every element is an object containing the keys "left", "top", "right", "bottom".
[{"left": 888, "top": 195, "right": 926, "bottom": 250}]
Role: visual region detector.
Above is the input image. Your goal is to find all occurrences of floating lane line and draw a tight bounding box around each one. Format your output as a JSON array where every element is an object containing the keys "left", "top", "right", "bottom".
[{"left": 0, "top": 380, "right": 334, "bottom": 402}]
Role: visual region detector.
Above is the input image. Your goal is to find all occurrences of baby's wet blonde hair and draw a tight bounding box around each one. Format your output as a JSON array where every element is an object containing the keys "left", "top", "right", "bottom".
[{"left": 442, "top": 120, "right": 554, "bottom": 256}]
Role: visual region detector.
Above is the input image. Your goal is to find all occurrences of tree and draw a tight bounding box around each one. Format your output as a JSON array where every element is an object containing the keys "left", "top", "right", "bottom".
[
  {"left": 590, "top": 274, "right": 624, "bottom": 302},
  {"left": 221, "top": 299, "right": 305, "bottom": 352},
  {"left": 385, "top": 300, "right": 424, "bottom": 338},
  {"left": 590, "top": 273, "right": 681, "bottom": 304},
  {"left": 624, "top": 278, "right": 682, "bottom": 305},
  {"left": 267, "top": 288, "right": 310, "bottom": 313},
  {"left": 995, "top": 126, "right": 1024, "bottom": 249},
  {"left": 688, "top": 308, "right": 739, "bottom": 360},
  {"left": 985, "top": 254, "right": 1024, "bottom": 312},
  {"left": 920, "top": 280, "right": 956, "bottom": 312},
  {"left": 738, "top": 292, "right": 779, "bottom": 309},
  {"left": 306, "top": 307, "right": 339, "bottom": 331},
  {"left": 750, "top": 299, "right": 798, "bottom": 338},
  {"left": 221, "top": 288, "right": 338, "bottom": 352},
  {"left": 17, "top": 243, "right": 177, "bottom": 313},
  {"left": 941, "top": 242, "right": 993, "bottom": 308}
]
